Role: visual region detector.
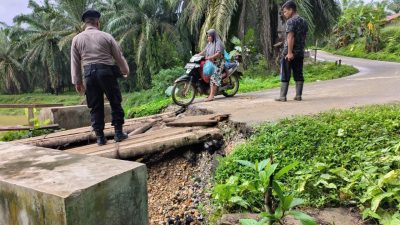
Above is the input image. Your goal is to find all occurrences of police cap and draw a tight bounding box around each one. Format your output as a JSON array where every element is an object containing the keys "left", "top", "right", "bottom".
[{"left": 81, "top": 9, "right": 101, "bottom": 22}]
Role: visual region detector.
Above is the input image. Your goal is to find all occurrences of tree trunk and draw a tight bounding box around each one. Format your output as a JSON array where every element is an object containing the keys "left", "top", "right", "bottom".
[
  {"left": 258, "top": 0, "right": 279, "bottom": 70},
  {"left": 238, "top": 0, "right": 247, "bottom": 40},
  {"left": 238, "top": 0, "right": 250, "bottom": 69}
]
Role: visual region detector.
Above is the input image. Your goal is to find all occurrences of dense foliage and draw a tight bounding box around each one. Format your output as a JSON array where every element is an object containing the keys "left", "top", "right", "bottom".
[
  {"left": 214, "top": 104, "right": 400, "bottom": 224},
  {"left": 332, "top": 2, "right": 386, "bottom": 51},
  {"left": 327, "top": 24, "right": 400, "bottom": 62},
  {"left": 327, "top": 1, "right": 400, "bottom": 61}
]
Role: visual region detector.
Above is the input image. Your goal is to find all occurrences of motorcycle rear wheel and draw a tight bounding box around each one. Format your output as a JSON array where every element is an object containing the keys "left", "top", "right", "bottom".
[
  {"left": 222, "top": 74, "right": 240, "bottom": 97},
  {"left": 172, "top": 81, "right": 197, "bottom": 106}
]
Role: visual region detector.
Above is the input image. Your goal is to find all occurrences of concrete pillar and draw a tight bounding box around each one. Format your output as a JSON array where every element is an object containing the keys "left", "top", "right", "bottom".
[
  {"left": 39, "top": 104, "right": 112, "bottom": 130},
  {"left": 0, "top": 143, "right": 148, "bottom": 225}
]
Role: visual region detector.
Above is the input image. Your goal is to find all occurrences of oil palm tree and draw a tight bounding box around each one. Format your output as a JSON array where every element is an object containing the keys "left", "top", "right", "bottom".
[
  {"left": 9, "top": 0, "right": 95, "bottom": 94},
  {"left": 179, "top": 0, "right": 238, "bottom": 49},
  {"left": 99, "top": 0, "right": 187, "bottom": 89},
  {"left": 387, "top": 0, "right": 400, "bottom": 13},
  {"left": 11, "top": 0, "right": 71, "bottom": 94},
  {"left": 0, "top": 28, "right": 31, "bottom": 94},
  {"left": 55, "top": 0, "right": 97, "bottom": 50}
]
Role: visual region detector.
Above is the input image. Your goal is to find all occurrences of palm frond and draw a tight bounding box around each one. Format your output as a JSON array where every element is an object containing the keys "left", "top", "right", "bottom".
[{"left": 199, "top": 0, "right": 238, "bottom": 48}]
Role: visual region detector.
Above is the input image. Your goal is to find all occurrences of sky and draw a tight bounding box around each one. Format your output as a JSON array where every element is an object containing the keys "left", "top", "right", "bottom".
[
  {"left": 0, "top": 0, "right": 32, "bottom": 25},
  {"left": 0, "top": 0, "right": 385, "bottom": 26}
]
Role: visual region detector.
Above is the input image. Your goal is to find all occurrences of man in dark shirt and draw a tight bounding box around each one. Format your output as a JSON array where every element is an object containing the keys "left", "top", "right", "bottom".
[{"left": 276, "top": 1, "right": 308, "bottom": 102}]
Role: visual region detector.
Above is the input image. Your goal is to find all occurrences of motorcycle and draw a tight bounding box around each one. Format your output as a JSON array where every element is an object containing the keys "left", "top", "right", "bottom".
[{"left": 172, "top": 54, "right": 242, "bottom": 106}]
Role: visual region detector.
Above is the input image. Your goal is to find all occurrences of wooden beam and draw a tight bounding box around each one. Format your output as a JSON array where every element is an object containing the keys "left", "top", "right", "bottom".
[
  {"left": 28, "top": 108, "right": 34, "bottom": 126},
  {"left": 0, "top": 104, "right": 64, "bottom": 108},
  {"left": 166, "top": 114, "right": 230, "bottom": 127},
  {"left": 128, "top": 122, "right": 155, "bottom": 136},
  {"left": 0, "top": 124, "right": 59, "bottom": 131}
]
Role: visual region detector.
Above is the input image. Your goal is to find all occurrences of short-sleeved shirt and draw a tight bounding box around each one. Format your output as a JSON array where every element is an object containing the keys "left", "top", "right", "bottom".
[
  {"left": 70, "top": 26, "right": 129, "bottom": 84},
  {"left": 283, "top": 15, "right": 308, "bottom": 57}
]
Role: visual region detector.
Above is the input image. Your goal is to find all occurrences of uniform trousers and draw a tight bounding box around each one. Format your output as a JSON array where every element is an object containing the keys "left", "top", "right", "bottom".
[{"left": 83, "top": 64, "right": 124, "bottom": 132}]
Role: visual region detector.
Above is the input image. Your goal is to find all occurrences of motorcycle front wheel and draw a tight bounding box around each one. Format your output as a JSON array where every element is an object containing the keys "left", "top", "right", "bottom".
[
  {"left": 222, "top": 74, "right": 240, "bottom": 97},
  {"left": 172, "top": 81, "right": 197, "bottom": 106}
]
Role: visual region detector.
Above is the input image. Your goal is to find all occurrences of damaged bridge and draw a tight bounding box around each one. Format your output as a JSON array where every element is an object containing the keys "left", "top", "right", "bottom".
[{"left": 11, "top": 112, "right": 229, "bottom": 160}]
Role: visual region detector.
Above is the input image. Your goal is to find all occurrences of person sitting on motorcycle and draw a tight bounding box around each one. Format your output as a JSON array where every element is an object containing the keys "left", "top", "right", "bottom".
[{"left": 198, "top": 29, "right": 225, "bottom": 102}]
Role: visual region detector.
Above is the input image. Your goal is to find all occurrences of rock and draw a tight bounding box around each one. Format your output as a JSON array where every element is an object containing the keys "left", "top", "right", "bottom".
[{"left": 218, "top": 214, "right": 261, "bottom": 225}]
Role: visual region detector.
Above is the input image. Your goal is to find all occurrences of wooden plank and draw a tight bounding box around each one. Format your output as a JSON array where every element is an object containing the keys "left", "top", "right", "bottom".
[
  {"left": 0, "top": 104, "right": 64, "bottom": 108},
  {"left": 128, "top": 122, "right": 155, "bottom": 136},
  {"left": 167, "top": 120, "right": 218, "bottom": 127},
  {"left": 11, "top": 111, "right": 178, "bottom": 147},
  {"left": 89, "top": 128, "right": 222, "bottom": 159},
  {"left": 11, "top": 112, "right": 176, "bottom": 144},
  {"left": 13, "top": 122, "right": 143, "bottom": 148},
  {"left": 65, "top": 127, "right": 197, "bottom": 155},
  {"left": 0, "top": 126, "right": 31, "bottom": 131},
  {"left": 11, "top": 119, "right": 149, "bottom": 144}
]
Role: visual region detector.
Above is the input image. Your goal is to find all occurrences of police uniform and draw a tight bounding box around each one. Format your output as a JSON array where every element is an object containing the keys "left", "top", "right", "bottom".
[{"left": 71, "top": 9, "right": 129, "bottom": 145}]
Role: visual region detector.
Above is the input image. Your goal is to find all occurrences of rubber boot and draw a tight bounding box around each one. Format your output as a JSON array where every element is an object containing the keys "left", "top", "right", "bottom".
[
  {"left": 275, "top": 82, "right": 289, "bottom": 102},
  {"left": 294, "top": 81, "right": 304, "bottom": 101},
  {"left": 114, "top": 125, "right": 128, "bottom": 142},
  {"left": 95, "top": 130, "right": 107, "bottom": 146}
]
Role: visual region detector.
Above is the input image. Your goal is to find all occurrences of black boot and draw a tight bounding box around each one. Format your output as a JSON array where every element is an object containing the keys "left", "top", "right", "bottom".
[
  {"left": 114, "top": 125, "right": 128, "bottom": 142},
  {"left": 95, "top": 130, "right": 107, "bottom": 146},
  {"left": 294, "top": 81, "right": 304, "bottom": 101},
  {"left": 275, "top": 82, "right": 289, "bottom": 102}
]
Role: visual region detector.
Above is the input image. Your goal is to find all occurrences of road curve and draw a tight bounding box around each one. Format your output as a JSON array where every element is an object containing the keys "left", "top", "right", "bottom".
[{"left": 189, "top": 51, "right": 400, "bottom": 126}]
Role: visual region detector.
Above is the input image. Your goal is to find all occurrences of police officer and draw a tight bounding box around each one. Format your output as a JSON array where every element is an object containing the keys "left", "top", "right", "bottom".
[{"left": 71, "top": 9, "right": 130, "bottom": 145}]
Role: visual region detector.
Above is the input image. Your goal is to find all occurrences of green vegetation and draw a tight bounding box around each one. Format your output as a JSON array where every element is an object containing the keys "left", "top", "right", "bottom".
[
  {"left": 214, "top": 104, "right": 400, "bottom": 224},
  {"left": 0, "top": 117, "right": 56, "bottom": 141},
  {"left": 123, "top": 67, "right": 183, "bottom": 117},
  {"left": 214, "top": 159, "right": 315, "bottom": 225},
  {"left": 326, "top": 25, "right": 400, "bottom": 62}
]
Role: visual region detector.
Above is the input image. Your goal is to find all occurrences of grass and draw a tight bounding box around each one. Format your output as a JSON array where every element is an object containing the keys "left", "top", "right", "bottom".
[
  {"left": 240, "top": 61, "right": 358, "bottom": 93},
  {"left": 125, "top": 98, "right": 172, "bottom": 118},
  {"left": 214, "top": 104, "right": 400, "bottom": 223},
  {"left": 325, "top": 25, "right": 400, "bottom": 62}
]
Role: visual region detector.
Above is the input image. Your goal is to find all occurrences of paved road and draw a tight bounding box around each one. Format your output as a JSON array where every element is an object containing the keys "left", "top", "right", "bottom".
[{"left": 189, "top": 52, "right": 400, "bottom": 126}]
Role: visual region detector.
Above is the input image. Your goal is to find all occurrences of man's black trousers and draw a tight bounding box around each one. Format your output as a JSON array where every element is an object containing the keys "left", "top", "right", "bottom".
[
  {"left": 280, "top": 56, "right": 305, "bottom": 82},
  {"left": 84, "top": 64, "right": 124, "bottom": 132}
]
